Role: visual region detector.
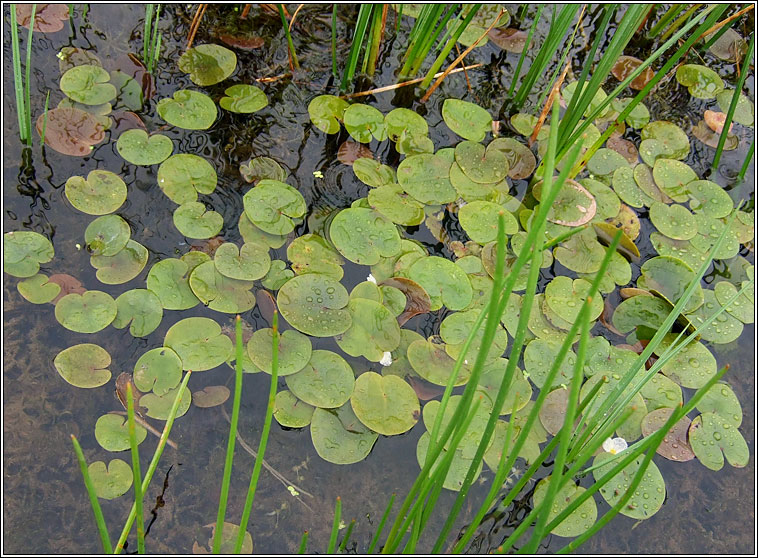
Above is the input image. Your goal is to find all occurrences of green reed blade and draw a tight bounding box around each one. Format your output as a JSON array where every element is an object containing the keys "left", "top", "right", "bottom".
[
  {"left": 507, "top": 4, "right": 543, "bottom": 98},
  {"left": 212, "top": 316, "right": 245, "bottom": 553},
  {"left": 327, "top": 497, "right": 342, "bottom": 553},
  {"left": 126, "top": 384, "right": 145, "bottom": 554},
  {"left": 713, "top": 31, "right": 754, "bottom": 169},
  {"left": 148, "top": 4, "right": 161, "bottom": 73},
  {"left": 646, "top": 4, "right": 685, "bottom": 38},
  {"left": 367, "top": 493, "right": 395, "bottom": 553},
  {"left": 22, "top": 4, "right": 36, "bottom": 144},
  {"left": 738, "top": 138, "right": 754, "bottom": 182},
  {"left": 234, "top": 311, "right": 280, "bottom": 553},
  {"left": 71, "top": 435, "right": 113, "bottom": 553},
  {"left": 279, "top": 4, "right": 299, "bottom": 70},
  {"left": 399, "top": 4, "right": 446, "bottom": 77},
  {"left": 339, "top": 519, "right": 356, "bottom": 552},
  {"left": 40, "top": 90, "right": 50, "bottom": 146},
  {"left": 297, "top": 531, "right": 309, "bottom": 554},
  {"left": 114, "top": 370, "right": 192, "bottom": 553},
  {"left": 419, "top": 4, "right": 481, "bottom": 89},
  {"left": 331, "top": 5, "right": 338, "bottom": 77},
  {"left": 340, "top": 5, "right": 372, "bottom": 91},
  {"left": 659, "top": 4, "right": 703, "bottom": 43},
  {"left": 408, "top": 5, "right": 457, "bottom": 78},
  {"left": 143, "top": 4, "right": 153, "bottom": 66}
]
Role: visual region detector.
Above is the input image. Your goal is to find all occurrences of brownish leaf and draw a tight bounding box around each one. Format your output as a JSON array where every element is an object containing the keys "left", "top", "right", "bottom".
[
  {"left": 407, "top": 374, "right": 445, "bottom": 401},
  {"left": 16, "top": 4, "right": 69, "bottom": 33},
  {"left": 692, "top": 120, "right": 739, "bottom": 150},
  {"left": 641, "top": 408, "right": 695, "bottom": 462},
  {"left": 606, "top": 134, "right": 639, "bottom": 164},
  {"left": 192, "top": 386, "right": 231, "bottom": 408},
  {"left": 190, "top": 236, "right": 225, "bottom": 257},
  {"left": 488, "top": 27, "right": 530, "bottom": 53},
  {"left": 256, "top": 290, "right": 277, "bottom": 326},
  {"left": 703, "top": 110, "right": 734, "bottom": 134},
  {"left": 220, "top": 34, "right": 265, "bottom": 50},
  {"left": 337, "top": 141, "right": 373, "bottom": 165},
  {"left": 611, "top": 55, "right": 655, "bottom": 90},
  {"left": 380, "top": 277, "right": 432, "bottom": 326},
  {"left": 48, "top": 273, "right": 87, "bottom": 304},
  {"left": 111, "top": 111, "right": 147, "bottom": 135},
  {"left": 37, "top": 107, "right": 107, "bottom": 156}
]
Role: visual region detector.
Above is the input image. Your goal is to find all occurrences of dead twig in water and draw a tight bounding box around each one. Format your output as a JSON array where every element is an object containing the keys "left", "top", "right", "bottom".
[
  {"left": 187, "top": 4, "right": 207, "bottom": 51},
  {"left": 339, "top": 64, "right": 482, "bottom": 99},
  {"left": 288, "top": 3, "right": 305, "bottom": 32},
  {"left": 530, "top": 56, "right": 571, "bottom": 146},
  {"left": 240, "top": 4, "right": 251, "bottom": 19}
]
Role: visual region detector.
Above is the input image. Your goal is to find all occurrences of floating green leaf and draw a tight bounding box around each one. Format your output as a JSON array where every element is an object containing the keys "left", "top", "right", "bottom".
[
  {"left": 523, "top": 338, "right": 577, "bottom": 389},
  {"left": 689, "top": 412, "right": 749, "bottom": 470},
  {"left": 407, "top": 338, "right": 471, "bottom": 386},
  {"left": 353, "top": 158, "right": 395, "bottom": 188},
  {"left": 140, "top": 385, "right": 191, "bottom": 420},
  {"left": 95, "top": 414, "right": 146, "bottom": 452},
  {"left": 686, "top": 180, "right": 733, "bottom": 219},
  {"left": 455, "top": 141, "right": 508, "bottom": 184},
  {"left": 214, "top": 242, "right": 270, "bottom": 281},
  {"left": 329, "top": 207, "right": 401, "bottom": 266},
  {"left": 686, "top": 289, "right": 744, "bottom": 344},
  {"left": 248, "top": 328, "right": 311, "bottom": 376},
  {"left": 55, "top": 291, "right": 117, "bottom": 333},
  {"left": 277, "top": 273, "right": 351, "bottom": 337},
  {"left": 84, "top": 215, "right": 130, "bottom": 256},
  {"left": 60, "top": 64, "right": 116, "bottom": 105},
  {"left": 240, "top": 156, "right": 287, "bottom": 183},
  {"left": 637, "top": 256, "right": 703, "bottom": 313},
  {"left": 344, "top": 103, "right": 387, "bottom": 143},
  {"left": 285, "top": 350, "right": 355, "bottom": 409},
  {"left": 179, "top": 43, "right": 237, "bottom": 86},
  {"left": 384, "top": 107, "right": 428, "bottom": 141},
  {"left": 311, "top": 403, "right": 378, "bottom": 464},
  {"left": 441, "top": 309, "right": 508, "bottom": 363},
  {"left": 368, "top": 183, "right": 425, "bottom": 226},
  {"left": 157, "top": 154, "right": 217, "bottom": 204},
  {"left": 593, "top": 452, "right": 665, "bottom": 519},
  {"left": 533, "top": 477, "right": 597, "bottom": 537},
  {"left": 65, "top": 170, "right": 127, "bottom": 215},
  {"left": 193, "top": 385, "right": 230, "bottom": 408},
  {"left": 243, "top": 179, "right": 306, "bottom": 235},
  {"left": 714, "top": 280, "right": 754, "bottom": 324},
  {"left": 219, "top": 84, "right": 267, "bottom": 113},
  {"left": 649, "top": 202, "right": 697, "bottom": 241},
  {"left": 397, "top": 153, "right": 456, "bottom": 205},
  {"left": 164, "top": 317, "right": 233, "bottom": 371},
  {"left": 350, "top": 372, "right": 419, "bottom": 436},
  {"left": 716, "top": 90, "right": 754, "bottom": 126},
  {"left": 89, "top": 459, "right": 132, "bottom": 500},
  {"left": 3, "top": 231, "right": 54, "bottom": 278},
  {"left": 116, "top": 129, "right": 173, "bottom": 166},
  {"left": 173, "top": 202, "right": 223, "bottom": 239},
  {"left": 287, "top": 234, "right": 344, "bottom": 280},
  {"left": 641, "top": 121, "right": 690, "bottom": 161},
  {"left": 612, "top": 294, "right": 671, "bottom": 334},
  {"left": 157, "top": 89, "right": 217, "bottom": 130},
  {"left": 134, "top": 347, "right": 183, "bottom": 396},
  {"left": 189, "top": 260, "right": 255, "bottom": 313},
  {"left": 308, "top": 95, "right": 349, "bottom": 134},
  {"left": 442, "top": 99, "right": 491, "bottom": 142},
  {"left": 676, "top": 64, "right": 725, "bottom": 99},
  {"left": 54, "top": 343, "right": 111, "bottom": 388},
  {"left": 112, "top": 289, "right": 163, "bottom": 337},
  {"left": 273, "top": 390, "right": 315, "bottom": 428},
  {"left": 146, "top": 257, "right": 202, "bottom": 310},
  {"left": 697, "top": 382, "right": 742, "bottom": 427},
  {"left": 335, "top": 298, "right": 401, "bottom": 362},
  {"left": 90, "top": 239, "right": 147, "bottom": 285},
  {"left": 17, "top": 274, "right": 61, "bottom": 304},
  {"left": 544, "top": 276, "right": 603, "bottom": 323}
]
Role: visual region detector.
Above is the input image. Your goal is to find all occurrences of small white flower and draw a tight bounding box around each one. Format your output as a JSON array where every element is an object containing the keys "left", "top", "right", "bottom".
[
  {"left": 380, "top": 351, "right": 393, "bottom": 367},
  {"left": 75, "top": 243, "right": 82, "bottom": 250},
  {"left": 464, "top": 360, "right": 469, "bottom": 365},
  {"left": 602, "top": 437, "right": 628, "bottom": 455},
  {"left": 366, "top": 274, "right": 377, "bottom": 284}
]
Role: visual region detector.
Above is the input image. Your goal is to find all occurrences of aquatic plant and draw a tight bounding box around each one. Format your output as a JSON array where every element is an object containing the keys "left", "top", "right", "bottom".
[{"left": 10, "top": 3, "right": 36, "bottom": 145}]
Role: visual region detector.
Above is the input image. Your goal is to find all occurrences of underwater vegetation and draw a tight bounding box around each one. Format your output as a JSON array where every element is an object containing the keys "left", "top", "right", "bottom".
[{"left": 3, "top": 3, "right": 755, "bottom": 554}]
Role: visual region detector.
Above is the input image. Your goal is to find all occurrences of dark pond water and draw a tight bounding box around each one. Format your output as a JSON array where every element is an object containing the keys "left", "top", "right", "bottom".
[{"left": 3, "top": 4, "right": 755, "bottom": 554}]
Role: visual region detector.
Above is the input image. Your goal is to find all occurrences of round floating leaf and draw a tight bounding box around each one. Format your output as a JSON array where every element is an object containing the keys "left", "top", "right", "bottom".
[
  {"left": 649, "top": 202, "right": 696, "bottom": 241},
  {"left": 697, "top": 381, "right": 742, "bottom": 427},
  {"left": 689, "top": 412, "right": 749, "bottom": 470},
  {"left": 134, "top": 347, "right": 182, "bottom": 396},
  {"left": 157, "top": 89, "right": 217, "bottom": 130},
  {"left": 3, "top": 231, "right": 54, "bottom": 278},
  {"left": 214, "top": 242, "right": 270, "bottom": 281},
  {"left": 397, "top": 153, "right": 456, "bottom": 205},
  {"left": 533, "top": 477, "right": 597, "bottom": 537},
  {"left": 329, "top": 207, "right": 402, "bottom": 266},
  {"left": 287, "top": 233, "right": 344, "bottom": 280},
  {"left": 84, "top": 215, "right": 130, "bottom": 256},
  {"left": 65, "top": 170, "right": 127, "bottom": 215},
  {"left": 488, "top": 137, "right": 536, "bottom": 180},
  {"left": 384, "top": 107, "right": 428, "bottom": 141},
  {"left": 90, "top": 239, "right": 147, "bottom": 285},
  {"left": 311, "top": 403, "right": 378, "bottom": 464},
  {"left": 277, "top": 274, "right": 351, "bottom": 337},
  {"left": 55, "top": 291, "right": 117, "bottom": 333},
  {"left": 593, "top": 452, "right": 666, "bottom": 519},
  {"left": 641, "top": 121, "right": 690, "bottom": 161},
  {"left": 240, "top": 156, "right": 287, "bottom": 183},
  {"left": 353, "top": 158, "right": 396, "bottom": 187},
  {"left": 612, "top": 294, "right": 671, "bottom": 334},
  {"left": 157, "top": 154, "right": 217, "bottom": 204},
  {"left": 587, "top": 148, "right": 629, "bottom": 177},
  {"left": 146, "top": 258, "right": 201, "bottom": 310},
  {"left": 351, "top": 372, "right": 419, "bottom": 436},
  {"left": 273, "top": 390, "right": 315, "bottom": 427},
  {"left": 543, "top": 179, "right": 596, "bottom": 226},
  {"left": 17, "top": 274, "right": 61, "bottom": 304},
  {"left": 179, "top": 43, "right": 236, "bottom": 86},
  {"left": 54, "top": 343, "right": 111, "bottom": 388},
  {"left": 243, "top": 179, "right": 306, "bottom": 235},
  {"left": 676, "top": 64, "right": 724, "bottom": 99},
  {"left": 337, "top": 140, "right": 373, "bottom": 165},
  {"left": 716, "top": 89, "right": 754, "bottom": 126},
  {"left": 416, "top": 430, "right": 482, "bottom": 491},
  {"left": 238, "top": 212, "right": 287, "bottom": 249},
  {"left": 408, "top": 256, "right": 473, "bottom": 311},
  {"left": 36, "top": 106, "right": 106, "bottom": 156},
  {"left": 247, "top": 328, "right": 311, "bottom": 376},
  {"left": 140, "top": 385, "right": 191, "bottom": 420},
  {"left": 173, "top": 202, "right": 223, "bottom": 239},
  {"left": 637, "top": 256, "right": 703, "bottom": 313},
  {"left": 639, "top": 372, "right": 683, "bottom": 410},
  {"left": 562, "top": 80, "right": 609, "bottom": 117},
  {"left": 344, "top": 103, "right": 387, "bottom": 143},
  {"left": 523, "top": 338, "right": 577, "bottom": 390},
  {"left": 488, "top": 27, "right": 529, "bottom": 52},
  {"left": 193, "top": 385, "right": 231, "bottom": 408},
  {"left": 335, "top": 298, "right": 401, "bottom": 362},
  {"left": 686, "top": 289, "right": 744, "bottom": 344},
  {"left": 544, "top": 276, "right": 603, "bottom": 323},
  {"left": 455, "top": 141, "right": 508, "bottom": 184},
  {"left": 640, "top": 408, "right": 695, "bottom": 462},
  {"left": 692, "top": 119, "right": 739, "bottom": 151},
  {"left": 611, "top": 55, "right": 655, "bottom": 90},
  {"left": 687, "top": 180, "right": 733, "bottom": 219},
  {"left": 285, "top": 350, "right": 354, "bottom": 409},
  {"left": 189, "top": 260, "right": 255, "bottom": 313},
  {"left": 116, "top": 129, "right": 172, "bottom": 166},
  {"left": 442, "top": 99, "right": 492, "bottom": 142},
  {"left": 476, "top": 358, "right": 531, "bottom": 415},
  {"left": 368, "top": 184, "right": 425, "bottom": 226},
  {"left": 95, "top": 414, "right": 147, "bottom": 452},
  {"left": 219, "top": 84, "right": 267, "bottom": 113},
  {"left": 714, "top": 280, "right": 753, "bottom": 324},
  {"left": 309, "top": 95, "right": 350, "bottom": 134},
  {"left": 441, "top": 309, "right": 508, "bottom": 363},
  {"left": 707, "top": 28, "right": 748, "bottom": 61},
  {"left": 89, "top": 459, "right": 132, "bottom": 500},
  {"left": 407, "top": 338, "right": 471, "bottom": 386},
  {"left": 650, "top": 233, "right": 708, "bottom": 270},
  {"left": 164, "top": 317, "right": 233, "bottom": 371},
  {"left": 510, "top": 113, "right": 538, "bottom": 136},
  {"left": 16, "top": 3, "right": 70, "bottom": 32},
  {"left": 112, "top": 289, "right": 163, "bottom": 337},
  {"left": 654, "top": 334, "right": 717, "bottom": 389},
  {"left": 449, "top": 162, "right": 508, "bottom": 201},
  {"left": 652, "top": 159, "right": 696, "bottom": 202},
  {"left": 60, "top": 64, "right": 116, "bottom": 105}
]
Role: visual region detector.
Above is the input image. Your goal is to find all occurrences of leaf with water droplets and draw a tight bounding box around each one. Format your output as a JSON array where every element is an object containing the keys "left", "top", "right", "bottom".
[
  {"left": 277, "top": 273, "right": 351, "bottom": 337},
  {"left": 593, "top": 453, "right": 666, "bottom": 519},
  {"left": 273, "top": 390, "right": 315, "bottom": 428},
  {"left": 89, "top": 459, "right": 132, "bottom": 500},
  {"left": 689, "top": 412, "right": 749, "bottom": 470},
  {"left": 164, "top": 317, "right": 233, "bottom": 371},
  {"left": 311, "top": 403, "right": 378, "bottom": 464}
]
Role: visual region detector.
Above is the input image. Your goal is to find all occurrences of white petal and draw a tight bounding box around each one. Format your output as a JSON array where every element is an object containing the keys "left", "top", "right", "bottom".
[
  {"left": 367, "top": 274, "right": 377, "bottom": 284},
  {"left": 602, "top": 438, "right": 615, "bottom": 453},
  {"left": 380, "top": 351, "right": 393, "bottom": 367},
  {"left": 603, "top": 437, "right": 628, "bottom": 455}
]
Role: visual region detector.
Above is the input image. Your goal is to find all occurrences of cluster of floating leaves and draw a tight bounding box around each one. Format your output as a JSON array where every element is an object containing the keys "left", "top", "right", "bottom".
[{"left": 3, "top": 22, "right": 754, "bottom": 538}]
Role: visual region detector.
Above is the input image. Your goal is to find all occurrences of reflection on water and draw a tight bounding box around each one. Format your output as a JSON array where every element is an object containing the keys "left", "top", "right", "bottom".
[{"left": 3, "top": 4, "right": 754, "bottom": 554}]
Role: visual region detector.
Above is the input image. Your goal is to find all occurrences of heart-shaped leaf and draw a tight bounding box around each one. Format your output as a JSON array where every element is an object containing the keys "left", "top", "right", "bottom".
[
  {"left": 351, "top": 372, "right": 419, "bottom": 436},
  {"left": 112, "top": 289, "right": 163, "bottom": 337},
  {"left": 173, "top": 202, "right": 223, "bottom": 239},
  {"left": 95, "top": 414, "right": 147, "bottom": 451},
  {"left": 54, "top": 343, "right": 111, "bottom": 388},
  {"left": 65, "top": 170, "right": 127, "bottom": 215},
  {"left": 89, "top": 459, "right": 132, "bottom": 500},
  {"left": 4, "top": 231, "right": 54, "bottom": 278},
  {"left": 157, "top": 154, "right": 217, "bottom": 204},
  {"left": 164, "top": 317, "right": 233, "bottom": 371},
  {"left": 116, "top": 129, "right": 173, "bottom": 165},
  {"left": 243, "top": 179, "right": 306, "bottom": 235},
  {"left": 442, "top": 99, "right": 492, "bottom": 142},
  {"left": 219, "top": 83, "right": 267, "bottom": 113},
  {"left": 157, "top": 89, "right": 217, "bottom": 130},
  {"left": 55, "top": 291, "right": 117, "bottom": 333},
  {"left": 277, "top": 273, "right": 352, "bottom": 337},
  {"left": 60, "top": 64, "right": 116, "bottom": 105},
  {"left": 178, "top": 44, "right": 236, "bottom": 86},
  {"left": 310, "top": 403, "right": 378, "bottom": 464},
  {"left": 286, "top": 350, "right": 355, "bottom": 409}
]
